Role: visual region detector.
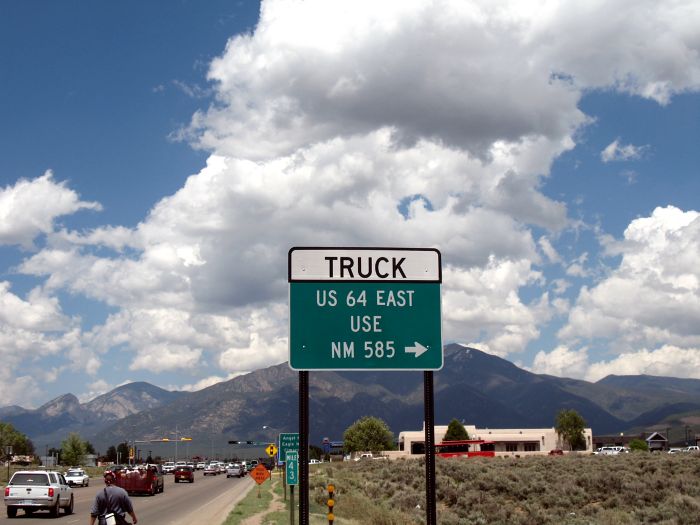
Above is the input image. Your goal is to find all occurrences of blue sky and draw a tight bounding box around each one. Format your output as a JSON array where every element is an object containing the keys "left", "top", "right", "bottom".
[{"left": 1, "top": 0, "right": 699, "bottom": 407}]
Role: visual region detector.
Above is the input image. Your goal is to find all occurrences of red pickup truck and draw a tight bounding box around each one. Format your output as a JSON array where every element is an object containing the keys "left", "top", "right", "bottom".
[{"left": 108, "top": 465, "right": 164, "bottom": 496}]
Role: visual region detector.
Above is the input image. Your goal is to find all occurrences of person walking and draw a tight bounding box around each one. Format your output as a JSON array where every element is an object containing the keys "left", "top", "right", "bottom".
[{"left": 89, "top": 471, "right": 138, "bottom": 525}]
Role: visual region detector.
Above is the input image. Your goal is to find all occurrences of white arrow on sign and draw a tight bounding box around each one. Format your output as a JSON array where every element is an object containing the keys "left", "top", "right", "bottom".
[{"left": 405, "top": 342, "right": 428, "bottom": 357}]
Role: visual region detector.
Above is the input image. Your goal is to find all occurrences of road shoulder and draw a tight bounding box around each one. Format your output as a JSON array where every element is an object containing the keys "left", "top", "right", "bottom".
[{"left": 169, "top": 477, "right": 254, "bottom": 525}]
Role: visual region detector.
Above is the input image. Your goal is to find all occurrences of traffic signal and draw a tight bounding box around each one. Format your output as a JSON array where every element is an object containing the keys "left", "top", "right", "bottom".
[
  {"left": 327, "top": 484, "right": 335, "bottom": 524},
  {"left": 228, "top": 440, "right": 257, "bottom": 444}
]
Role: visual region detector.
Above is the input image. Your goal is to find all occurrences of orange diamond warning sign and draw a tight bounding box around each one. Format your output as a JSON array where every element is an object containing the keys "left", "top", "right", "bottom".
[{"left": 251, "top": 464, "right": 270, "bottom": 485}]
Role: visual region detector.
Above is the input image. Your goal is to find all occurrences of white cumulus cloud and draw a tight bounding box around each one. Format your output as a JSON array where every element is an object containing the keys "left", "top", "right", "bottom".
[
  {"left": 5, "top": 0, "right": 700, "bottom": 392},
  {"left": 0, "top": 171, "right": 100, "bottom": 248},
  {"left": 601, "top": 139, "right": 648, "bottom": 162},
  {"left": 560, "top": 206, "right": 700, "bottom": 352},
  {"left": 531, "top": 345, "right": 590, "bottom": 379},
  {"left": 586, "top": 345, "right": 700, "bottom": 381}
]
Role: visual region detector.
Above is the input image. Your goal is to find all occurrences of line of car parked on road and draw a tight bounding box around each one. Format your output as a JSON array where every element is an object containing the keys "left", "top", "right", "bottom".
[
  {"left": 202, "top": 460, "right": 250, "bottom": 478},
  {"left": 667, "top": 445, "right": 700, "bottom": 454},
  {"left": 594, "top": 445, "right": 700, "bottom": 455}
]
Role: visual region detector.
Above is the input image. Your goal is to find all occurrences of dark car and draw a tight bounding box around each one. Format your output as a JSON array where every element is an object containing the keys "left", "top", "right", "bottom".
[
  {"left": 548, "top": 449, "right": 564, "bottom": 456},
  {"left": 173, "top": 466, "right": 194, "bottom": 483}
]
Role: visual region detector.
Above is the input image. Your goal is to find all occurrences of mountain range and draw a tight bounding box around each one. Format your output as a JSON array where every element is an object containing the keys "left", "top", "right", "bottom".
[
  {"left": 0, "top": 382, "right": 183, "bottom": 451},
  {"left": 3, "top": 345, "right": 700, "bottom": 454}
]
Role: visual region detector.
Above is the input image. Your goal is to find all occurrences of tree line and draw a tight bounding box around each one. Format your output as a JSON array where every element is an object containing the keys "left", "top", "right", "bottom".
[{"left": 3, "top": 408, "right": 591, "bottom": 466}]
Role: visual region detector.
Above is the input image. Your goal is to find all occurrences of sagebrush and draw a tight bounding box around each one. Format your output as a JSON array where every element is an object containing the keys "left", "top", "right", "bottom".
[{"left": 312, "top": 453, "right": 700, "bottom": 524}]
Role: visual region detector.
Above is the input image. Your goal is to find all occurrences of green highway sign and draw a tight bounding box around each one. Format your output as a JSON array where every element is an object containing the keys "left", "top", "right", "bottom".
[
  {"left": 279, "top": 432, "right": 300, "bottom": 461},
  {"left": 286, "top": 450, "right": 299, "bottom": 485},
  {"left": 288, "top": 248, "right": 442, "bottom": 371}
]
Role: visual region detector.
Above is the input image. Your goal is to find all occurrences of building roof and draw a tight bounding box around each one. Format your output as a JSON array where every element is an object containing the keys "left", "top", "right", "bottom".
[{"left": 645, "top": 432, "right": 667, "bottom": 442}]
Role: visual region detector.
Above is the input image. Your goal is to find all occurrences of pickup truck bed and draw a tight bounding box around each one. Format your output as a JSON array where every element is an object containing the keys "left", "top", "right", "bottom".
[
  {"left": 111, "top": 465, "right": 164, "bottom": 496},
  {"left": 4, "top": 470, "right": 74, "bottom": 518}
]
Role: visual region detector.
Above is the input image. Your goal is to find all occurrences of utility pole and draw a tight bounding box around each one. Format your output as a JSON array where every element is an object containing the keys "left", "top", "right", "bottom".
[{"left": 5, "top": 445, "right": 12, "bottom": 481}]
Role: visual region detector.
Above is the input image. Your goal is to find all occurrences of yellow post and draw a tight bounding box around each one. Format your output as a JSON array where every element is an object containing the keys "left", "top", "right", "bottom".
[{"left": 327, "top": 484, "right": 335, "bottom": 524}]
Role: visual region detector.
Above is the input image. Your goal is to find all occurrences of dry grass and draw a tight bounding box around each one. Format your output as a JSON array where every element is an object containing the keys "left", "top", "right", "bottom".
[{"left": 311, "top": 453, "right": 700, "bottom": 524}]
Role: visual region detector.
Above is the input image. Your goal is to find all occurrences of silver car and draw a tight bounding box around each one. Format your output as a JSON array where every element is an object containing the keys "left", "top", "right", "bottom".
[{"left": 226, "top": 463, "right": 244, "bottom": 478}]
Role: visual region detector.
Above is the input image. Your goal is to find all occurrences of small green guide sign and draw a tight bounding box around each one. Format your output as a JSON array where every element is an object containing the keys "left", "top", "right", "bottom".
[
  {"left": 288, "top": 247, "right": 442, "bottom": 371},
  {"left": 285, "top": 450, "right": 299, "bottom": 486},
  {"left": 279, "top": 432, "right": 300, "bottom": 460}
]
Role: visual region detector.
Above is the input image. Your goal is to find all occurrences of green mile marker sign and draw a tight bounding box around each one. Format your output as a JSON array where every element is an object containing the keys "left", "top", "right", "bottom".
[
  {"left": 285, "top": 450, "right": 299, "bottom": 486},
  {"left": 288, "top": 247, "right": 442, "bottom": 371}
]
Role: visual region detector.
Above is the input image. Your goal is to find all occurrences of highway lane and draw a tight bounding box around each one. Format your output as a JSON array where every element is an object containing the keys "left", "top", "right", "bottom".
[{"left": 1, "top": 471, "right": 253, "bottom": 525}]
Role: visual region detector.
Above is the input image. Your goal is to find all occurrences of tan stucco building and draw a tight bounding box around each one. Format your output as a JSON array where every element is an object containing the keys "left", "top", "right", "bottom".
[{"left": 391, "top": 422, "right": 593, "bottom": 457}]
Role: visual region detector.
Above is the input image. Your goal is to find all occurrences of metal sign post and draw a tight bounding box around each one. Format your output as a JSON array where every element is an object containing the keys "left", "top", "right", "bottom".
[
  {"left": 299, "top": 371, "right": 309, "bottom": 525},
  {"left": 424, "top": 371, "right": 437, "bottom": 525},
  {"left": 5, "top": 445, "right": 12, "bottom": 481}
]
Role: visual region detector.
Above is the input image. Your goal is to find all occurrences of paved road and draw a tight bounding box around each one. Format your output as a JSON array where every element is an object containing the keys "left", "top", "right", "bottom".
[{"left": 1, "top": 471, "right": 253, "bottom": 525}]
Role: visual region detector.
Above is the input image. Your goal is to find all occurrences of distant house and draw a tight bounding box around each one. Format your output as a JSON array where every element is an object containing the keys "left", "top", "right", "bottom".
[
  {"left": 592, "top": 431, "right": 668, "bottom": 451},
  {"left": 644, "top": 432, "right": 667, "bottom": 452}
]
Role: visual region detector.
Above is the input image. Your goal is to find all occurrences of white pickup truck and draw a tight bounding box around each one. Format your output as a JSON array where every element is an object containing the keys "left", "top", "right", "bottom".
[{"left": 4, "top": 470, "right": 74, "bottom": 518}]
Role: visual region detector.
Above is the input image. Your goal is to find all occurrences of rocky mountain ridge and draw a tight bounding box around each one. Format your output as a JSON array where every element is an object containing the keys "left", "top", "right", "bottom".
[
  {"left": 4, "top": 345, "right": 700, "bottom": 453},
  {"left": 1, "top": 382, "right": 183, "bottom": 449}
]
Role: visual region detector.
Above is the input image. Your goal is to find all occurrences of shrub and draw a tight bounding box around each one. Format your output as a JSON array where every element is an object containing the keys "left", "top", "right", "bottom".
[{"left": 310, "top": 453, "right": 700, "bottom": 524}]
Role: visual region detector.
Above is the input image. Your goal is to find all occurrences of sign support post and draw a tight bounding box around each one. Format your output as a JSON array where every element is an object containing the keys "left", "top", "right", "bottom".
[
  {"left": 424, "top": 371, "right": 436, "bottom": 525},
  {"left": 290, "top": 485, "right": 295, "bottom": 525},
  {"left": 5, "top": 445, "right": 12, "bottom": 481},
  {"left": 299, "top": 371, "right": 309, "bottom": 525}
]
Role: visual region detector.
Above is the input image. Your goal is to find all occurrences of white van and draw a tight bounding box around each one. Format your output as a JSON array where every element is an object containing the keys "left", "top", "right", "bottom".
[{"left": 599, "top": 446, "right": 625, "bottom": 455}]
